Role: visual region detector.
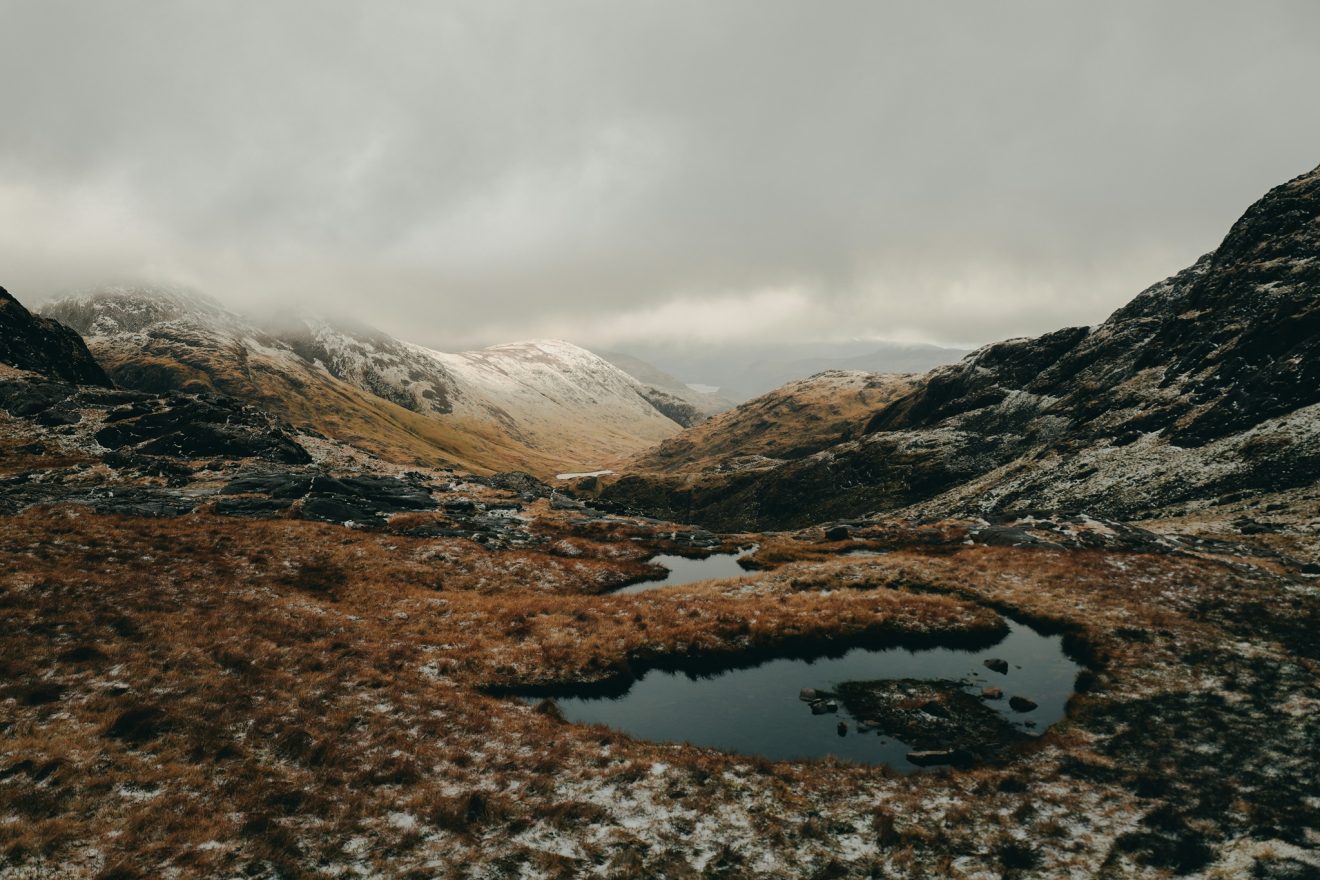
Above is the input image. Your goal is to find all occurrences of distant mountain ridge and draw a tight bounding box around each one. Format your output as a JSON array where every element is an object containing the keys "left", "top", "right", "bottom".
[
  {"left": 42, "top": 287, "right": 685, "bottom": 476},
  {"left": 627, "top": 370, "right": 920, "bottom": 475},
  {"left": 598, "top": 163, "right": 1320, "bottom": 529},
  {"left": 593, "top": 350, "right": 736, "bottom": 422},
  {"left": 615, "top": 339, "right": 969, "bottom": 402}
]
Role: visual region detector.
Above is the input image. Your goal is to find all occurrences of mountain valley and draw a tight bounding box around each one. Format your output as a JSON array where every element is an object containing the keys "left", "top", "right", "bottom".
[{"left": 1, "top": 166, "right": 1318, "bottom": 880}]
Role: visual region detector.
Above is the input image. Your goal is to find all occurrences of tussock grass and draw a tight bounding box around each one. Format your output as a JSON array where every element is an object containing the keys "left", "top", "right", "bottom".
[{"left": 0, "top": 502, "right": 1315, "bottom": 877}]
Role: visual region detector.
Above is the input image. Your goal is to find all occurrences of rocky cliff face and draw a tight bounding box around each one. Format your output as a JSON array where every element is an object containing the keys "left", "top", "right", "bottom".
[
  {"left": 0, "top": 286, "right": 111, "bottom": 386},
  {"left": 602, "top": 164, "right": 1320, "bottom": 530}
]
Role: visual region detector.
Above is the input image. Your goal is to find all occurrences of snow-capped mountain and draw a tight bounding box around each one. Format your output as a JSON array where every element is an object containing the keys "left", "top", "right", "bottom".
[{"left": 41, "top": 289, "right": 683, "bottom": 475}]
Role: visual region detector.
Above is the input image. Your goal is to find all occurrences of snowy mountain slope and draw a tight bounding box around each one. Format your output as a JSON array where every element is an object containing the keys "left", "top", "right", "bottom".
[
  {"left": 421, "top": 339, "right": 679, "bottom": 445},
  {"left": 42, "top": 289, "right": 683, "bottom": 475},
  {"left": 275, "top": 316, "right": 462, "bottom": 417}
]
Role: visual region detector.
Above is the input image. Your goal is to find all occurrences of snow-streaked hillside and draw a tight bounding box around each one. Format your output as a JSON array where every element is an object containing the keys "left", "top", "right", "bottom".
[
  {"left": 421, "top": 339, "right": 684, "bottom": 449},
  {"left": 42, "top": 288, "right": 683, "bottom": 475}
]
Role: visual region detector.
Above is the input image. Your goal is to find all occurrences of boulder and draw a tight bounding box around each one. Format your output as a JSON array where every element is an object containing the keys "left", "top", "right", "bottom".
[
  {"left": 483, "top": 471, "right": 551, "bottom": 498},
  {"left": 984, "top": 658, "right": 1009, "bottom": 675},
  {"left": 824, "top": 525, "right": 851, "bottom": 541},
  {"left": 0, "top": 379, "right": 76, "bottom": 417},
  {"left": 920, "top": 700, "right": 951, "bottom": 718},
  {"left": 1008, "top": 696, "right": 1038, "bottom": 713}
]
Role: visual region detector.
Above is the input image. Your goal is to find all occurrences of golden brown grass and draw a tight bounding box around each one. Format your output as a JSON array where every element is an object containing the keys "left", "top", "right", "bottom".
[
  {"left": 1, "top": 502, "right": 1315, "bottom": 878},
  {"left": 625, "top": 372, "right": 920, "bottom": 475}
]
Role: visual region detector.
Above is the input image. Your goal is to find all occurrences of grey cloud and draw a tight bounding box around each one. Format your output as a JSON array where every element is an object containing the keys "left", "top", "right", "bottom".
[{"left": 1, "top": 0, "right": 1317, "bottom": 350}]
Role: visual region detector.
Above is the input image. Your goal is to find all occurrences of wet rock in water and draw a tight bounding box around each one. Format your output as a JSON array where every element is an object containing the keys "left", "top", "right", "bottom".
[
  {"left": 834, "top": 678, "right": 1029, "bottom": 761},
  {"left": 982, "top": 687, "right": 1004, "bottom": 700},
  {"left": 824, "top": 525, "right": 851, "bottom": 541},
  {"left": 984, "top": 658, "right": 1009, "bottom": 675},
  {"left": 799, "top": 687, "right": 819, "bottom": 702},
  {"left": 809, "top": 699, "right": 838, "bottom": 715},
  {"left": 906, "top": 749, "right": 957, "bottom": 767},
  {"left": 1009, "top": 696, "right": 1038, "bottom": 712},
  {"left": 836, "top": 721, "right": 848, "bottom": 736}
]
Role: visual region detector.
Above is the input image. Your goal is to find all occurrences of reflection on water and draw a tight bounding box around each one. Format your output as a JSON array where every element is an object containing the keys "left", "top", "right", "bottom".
[
  {"left": 613, "top": 546, "right": 756, "bottom": 594},
  {"left": 536, "top": 619, "right": 1079, "bottom": 771}
]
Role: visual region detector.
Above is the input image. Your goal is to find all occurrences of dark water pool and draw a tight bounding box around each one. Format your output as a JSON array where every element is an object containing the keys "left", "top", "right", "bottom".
[
  {"left": 530, "top": 619, "right": 1080, "bottom": 771},
  {"left": 613, "top": 546, "right": 756, "bottom": 594}
]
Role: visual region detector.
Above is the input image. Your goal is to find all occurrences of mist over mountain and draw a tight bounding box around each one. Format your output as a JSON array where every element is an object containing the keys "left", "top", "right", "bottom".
[
  {"left": 41, "top": 286, "right": 687, "bottom": 476},
  {"left": 599, "top": 164, "right": 1320, "bottom": 530},
  {"left": 608, "top": 340, "right": 969, "bottom": 402},
  {"left": 2, "top": 5, "right": 1319, "bottom": 878}
]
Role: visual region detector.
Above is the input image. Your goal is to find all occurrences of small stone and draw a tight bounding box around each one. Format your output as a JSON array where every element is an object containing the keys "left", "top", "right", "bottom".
[
  {"left": 920, "top": 699, "right": 950, "bottom": 718},
  {"left": 906, "top": 749, "right": 955, "bottom": 767},
  {"left": 981, "top": 687, "right": 1003, "bottom": 700},
  {"left": 836, "top": 721, "right": 848, "bottom": 736},
  {"left": 810, "top": 699, "right": 838, "bottom": 715},
  {"left": 984, "top": 658, "right": 1009, "bottom": 675},
  {"left": 1008, "top": 696, "right": 1038, "bottom": 712},
  {"left": 799, "top": 687, "right": 819, "bottom": 702},
  {"left": 824, "top": 525, "right": 851, "bottom": 541}
]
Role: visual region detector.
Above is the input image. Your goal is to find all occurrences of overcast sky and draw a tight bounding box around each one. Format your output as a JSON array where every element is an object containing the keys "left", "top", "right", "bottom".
[{"left": 1, "top": 1, "right": 1317, "bottom": 351}]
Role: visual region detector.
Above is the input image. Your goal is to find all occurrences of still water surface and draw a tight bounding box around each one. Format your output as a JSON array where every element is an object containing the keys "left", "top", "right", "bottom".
[{"left": 545, "top": 618, "right": 1079, "bottom": 770}]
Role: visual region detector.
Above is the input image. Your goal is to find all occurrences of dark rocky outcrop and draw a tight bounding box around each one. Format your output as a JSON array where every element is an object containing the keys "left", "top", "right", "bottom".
[
  {"left": 219, "top": 469, "right": 436, "bottom": 526},
  {"left": 603, "top": 164, "right": 1320, "bottom": 530},
  {"left": 0, "top": 286, "right": 111, "bottom": 386},
  {"left": 95, "top": 392, "right": 310, "bottom": 464},
  {"left": 636, "top": 386, "right": 704, "bottom": 428},
  {"left": 478, "top": 471, "right": 552, "bottom": 499}
]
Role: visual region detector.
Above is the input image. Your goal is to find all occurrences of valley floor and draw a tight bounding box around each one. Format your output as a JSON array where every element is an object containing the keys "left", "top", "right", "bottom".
[{"left": 2, "top": 480, "right": 1317, "bottom": 879}]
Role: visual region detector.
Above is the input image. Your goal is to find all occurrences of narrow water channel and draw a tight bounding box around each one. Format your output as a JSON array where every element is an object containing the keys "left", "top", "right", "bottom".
[{"left": 612, "top": 546, "right": 756, "bottom": 594}]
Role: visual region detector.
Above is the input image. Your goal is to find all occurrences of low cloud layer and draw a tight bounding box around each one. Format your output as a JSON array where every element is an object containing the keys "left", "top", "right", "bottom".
[{"left": 2, "top": 1, "right": 1318, "bottom": 350}]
